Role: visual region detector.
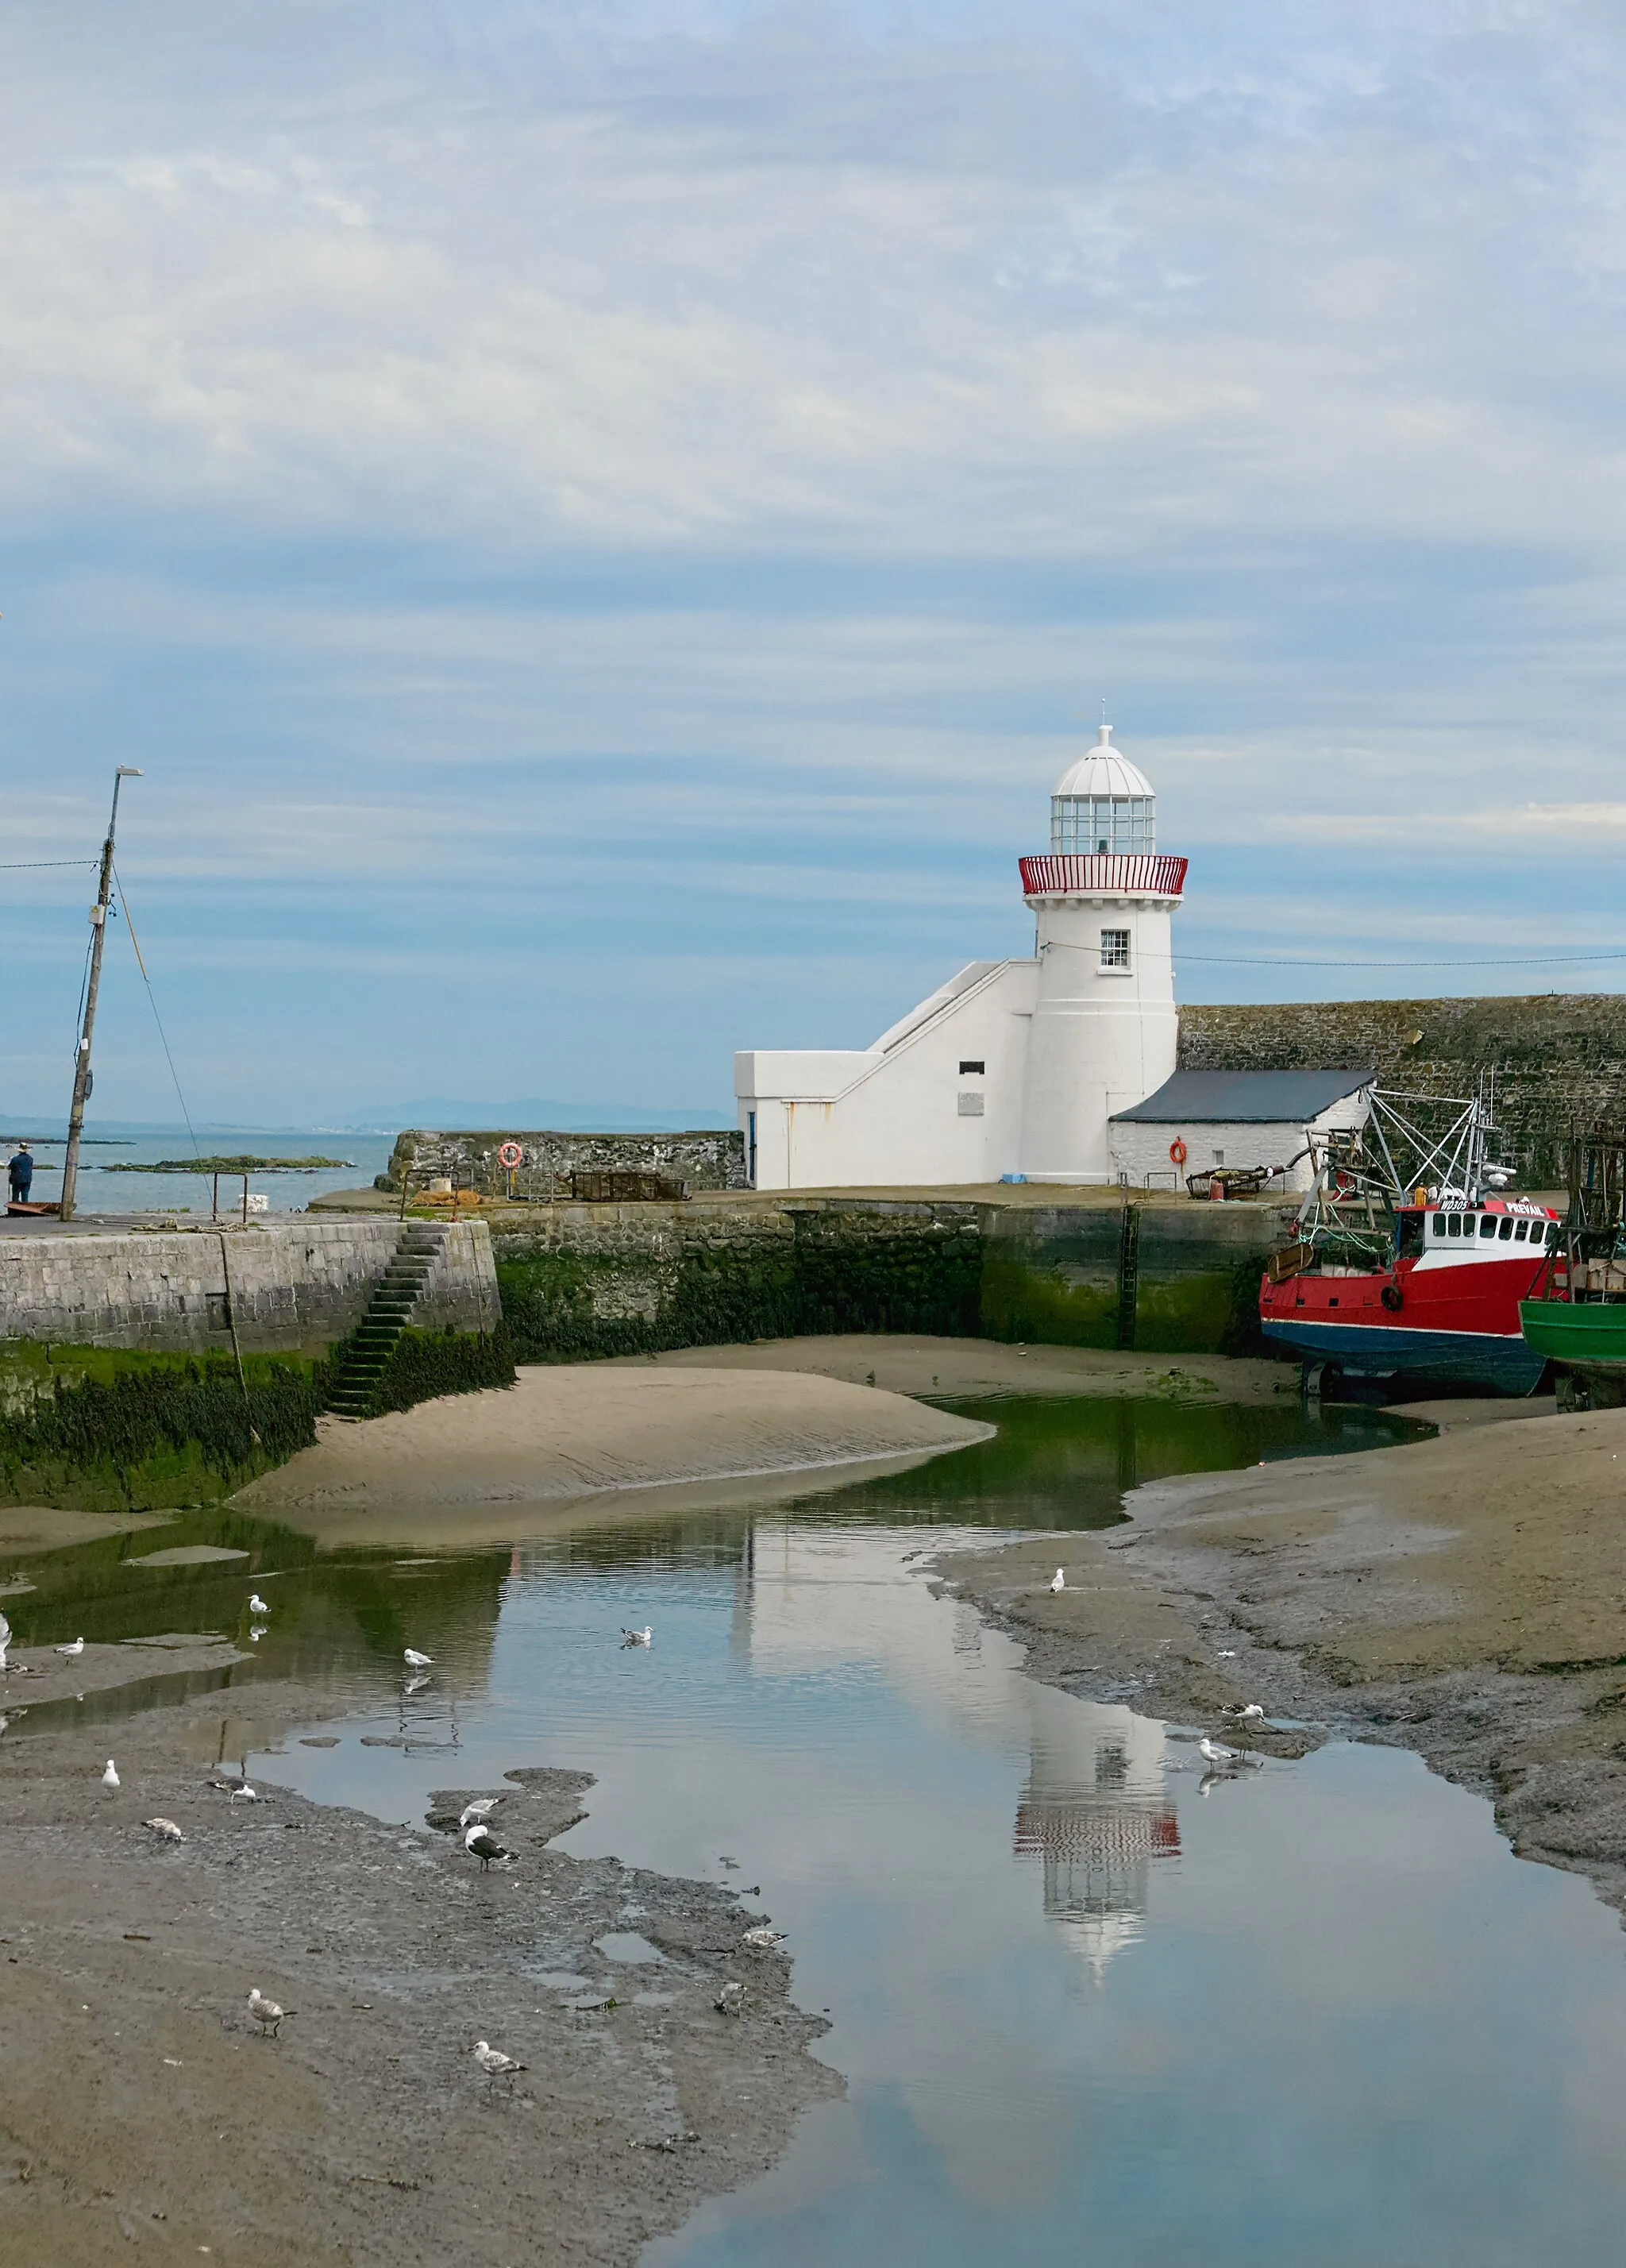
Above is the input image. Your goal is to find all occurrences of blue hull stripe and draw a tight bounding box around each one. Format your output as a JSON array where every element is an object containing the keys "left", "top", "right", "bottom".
[{"left": 1261, "top": 1317, "right": 1547, "bottom": 1394}]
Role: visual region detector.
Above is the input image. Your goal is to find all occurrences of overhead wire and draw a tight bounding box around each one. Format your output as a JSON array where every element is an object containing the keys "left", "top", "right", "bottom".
[{"left": 110, "top": 861, "right": 205, "bottom": 1166}]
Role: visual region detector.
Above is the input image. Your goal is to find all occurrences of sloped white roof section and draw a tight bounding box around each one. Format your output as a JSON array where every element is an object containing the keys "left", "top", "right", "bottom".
[{"left": 873, "top": 962, "right": 1008, "bottom": 1052}]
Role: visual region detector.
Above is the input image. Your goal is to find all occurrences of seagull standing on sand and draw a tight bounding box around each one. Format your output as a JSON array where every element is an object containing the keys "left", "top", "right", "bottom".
[
  {"left": 472, "top": 2039, "right": 526, "bottom": 2088},
  {"left": 249, "top": 1594, "right": 269, "bottom": 1616},
  {"left": 248, "top": 1988, "right": 286, "bottom": 2038},
  {"left": 464, "top": 1822, "right": 511, "bottom": 1872},
  {"left": 1049, "top": 1568, "right": 1065, "bottom": 1594},
  {"left": 142, "top": 1817, "right": 184, "bottom": 1842},
  {"left": 621, "top": 1626, "right": 653, "bottom": 1648},
  {"left": 56, "top": 1637, "right": 84, "bottom": 1659},
  {"left": 102, "top": 1759, "right": 119, "bottom": 1789},
  {"left": 403, "top": 1649, "right": 433, "bottom": 1669}
]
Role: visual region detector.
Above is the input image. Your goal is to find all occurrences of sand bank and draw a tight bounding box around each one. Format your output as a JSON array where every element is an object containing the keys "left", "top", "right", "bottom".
[
  {"left": 623, "top": 1333, "right": 1294, "bottom": 1403},
  {"left": 235, "top": 1363, "right": 992, "bottom": 1545},
  {"left": 0, "top": 1682, "right": 833, "bottom": 2264},
  {"left": 937, "top": 1397, "right": 1626, "bottom": 1919}
]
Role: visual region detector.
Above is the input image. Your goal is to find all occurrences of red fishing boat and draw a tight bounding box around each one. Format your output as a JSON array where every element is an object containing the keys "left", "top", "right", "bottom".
[{"left": 1258, "top": 1088, "right": 1559, "bottom": 1394}]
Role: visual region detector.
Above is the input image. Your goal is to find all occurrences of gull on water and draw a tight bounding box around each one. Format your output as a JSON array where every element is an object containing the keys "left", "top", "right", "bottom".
[
  {"left": 249, "top": 1594, "right": 269, "bottom": 1616},
  {"left": 1197, "top": 1737, "right": 1243, "bottom": 1767},
  {"left": 459, "top": 1797, "right": 502, "bottom": 1827},
  {"left": 464, "top": 1823, "right": 511, "bottom": 1872},
  {"left": 102, "top": 1759, "right": 119, "bottom": 1788},
  {"left": 142, "top": 1817, "right": 184, "bottom": 1842},
  {"left": 56, "top": 1637, "right": 85, "bottom": 1659},
  {"left": 472, "top": 2039, "right": 526, "bottom": 2087},
  {"left": 621, "top": 1626, "right": 653, "bottom": 1648},
  {"left": 1048, "top": 1568, "right": 1065, "bottom": 1594},
  {"left": 403, "top": 1649, "right": 433, "bottom": 1669},
  {"left": 249, "top": 1626, "right": 266, "bottom": 1644},
  {"left": 248, "top": 1988, "right": 287, "bottom": 2038},
  {"left": 403, "top": 1672, "right": 430, "bottom": 1695}
]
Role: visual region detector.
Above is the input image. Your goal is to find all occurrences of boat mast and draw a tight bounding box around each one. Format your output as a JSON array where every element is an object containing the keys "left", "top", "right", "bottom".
[{"left": 59, "top": 766, "right": 142, "bottom": 1222}]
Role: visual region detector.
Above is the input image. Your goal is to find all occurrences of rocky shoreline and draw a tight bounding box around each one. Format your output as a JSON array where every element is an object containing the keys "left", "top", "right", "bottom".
[{"left": 0, "top": 1675, "right": 837, "bottom": 2265}]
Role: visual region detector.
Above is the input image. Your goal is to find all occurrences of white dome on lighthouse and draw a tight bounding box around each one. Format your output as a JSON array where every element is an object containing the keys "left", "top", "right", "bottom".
[{"left": 1050, "top": 724, "right": 1156, "bottom": 854}]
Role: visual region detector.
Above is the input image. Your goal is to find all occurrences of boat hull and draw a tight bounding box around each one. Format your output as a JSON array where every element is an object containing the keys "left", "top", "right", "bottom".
[
  {"left": 1519, "top": 1300, "right": 1626, "bottom": 1379},
  {"left": 1262, "top": 1315, "right": 1547, "bottom": 1392}
]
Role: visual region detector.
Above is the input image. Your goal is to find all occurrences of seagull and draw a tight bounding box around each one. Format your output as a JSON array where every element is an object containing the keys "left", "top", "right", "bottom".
[
  {"left": 459, "top": 1797, "right": 502, "bottom": 1828},
  {"left": 714, "top": 1981, "right": 746, "bottom": 2015},
  {"left": 102, "top": 1759, "right": 119, "bottom": 1789},
  {"left": 210, "top": 1778, "right": 259, "bottom": 1803},
  {"left": 247, "top": 1988, "right": 286, "bottom": 2038},
  {"left": 1198, "top": 1737, "right": 1243, "bottom": 1767},
  {"left": 741, "top": 1927, "right": 786, "bottom": 1950},
  {"left": 1049, "top": 1568, "right": 1065, "bottom": 1594},
  {"left": 142, "top": 1817, "right": 184, "bottom": 1842},
  {"left": 620, "top": 1626, "right": 653, "bottom": 1648},
  {"left": 0, "top": 1608, "right": 10, "bottom": 1669},
  {"left": 1231, "top": 1703, "right": 1266, "bottom": 1722},
  {"left": 403, "top": 1649, "right": 433, "bottom": 1669},
  {"left": 1216, "top": 1649, "right": 1237, "bottom": 1660},
  {"left": 56, "top": 1637, "right": 84, "bottom": 1659},
  {"left": 472, "top": 2039, "right": 526, "bottom": 2088},
  {"left": 249, "top": 1595, "right": 269, "bottom": 1616},
  {"left": 464, "top": 1822, "right": 511, "bottom": 1872}
]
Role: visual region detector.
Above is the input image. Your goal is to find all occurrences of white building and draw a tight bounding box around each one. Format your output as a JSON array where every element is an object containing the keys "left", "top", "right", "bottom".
[
  {"left": 734, "top": 725, "right": 1189, "bottom": 1189},
  {"left": 1107, "top": 1068, "right": 1374, "bottom": 1195}
]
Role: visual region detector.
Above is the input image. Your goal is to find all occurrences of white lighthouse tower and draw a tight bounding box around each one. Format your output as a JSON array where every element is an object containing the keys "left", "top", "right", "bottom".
[
  {"left": 733, "top": 722, "right": 1186, "bottom": 1189},
  {"left": 1015, "top": 727, "right": 1185, "bottom": 1182}
]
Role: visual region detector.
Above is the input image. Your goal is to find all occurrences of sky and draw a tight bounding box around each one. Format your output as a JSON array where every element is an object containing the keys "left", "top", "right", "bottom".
[{"left": 2, "top": 0, "right": 1625, "bottom": 1126}]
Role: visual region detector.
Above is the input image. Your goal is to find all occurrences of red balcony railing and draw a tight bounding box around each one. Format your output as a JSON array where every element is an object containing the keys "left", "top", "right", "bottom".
[{"left": 1018, "top": 853, "right": 1188, "bottom": 898}]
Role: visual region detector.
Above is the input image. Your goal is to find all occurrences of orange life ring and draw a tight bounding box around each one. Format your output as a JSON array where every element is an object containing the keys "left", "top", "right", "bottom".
[{"left": 1169, "top": 1138, "right": 1188, "bottom": 1167}]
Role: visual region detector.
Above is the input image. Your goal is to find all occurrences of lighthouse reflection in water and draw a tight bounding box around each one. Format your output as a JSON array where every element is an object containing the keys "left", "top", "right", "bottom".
[{"left": 1015, "top": 1691, "right": 1178, "bottom": 1978}]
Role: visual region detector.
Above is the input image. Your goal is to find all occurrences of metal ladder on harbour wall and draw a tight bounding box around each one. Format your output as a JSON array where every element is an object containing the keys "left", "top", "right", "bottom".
[
  {"left": 324, "top": 1221, "right": 450, "bottom": 1419},
  {"left": 1114, "top": 1203, "right": 1142, "bottom": 1352}
]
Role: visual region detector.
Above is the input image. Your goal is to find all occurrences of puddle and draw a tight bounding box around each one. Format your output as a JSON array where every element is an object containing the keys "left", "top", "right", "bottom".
[
  {"left": 15, "top": 1392, "right": 1626, "bottom": 2259},
  {"left": 595, "top": 1932, "right": 666, "bottom": 1964}
]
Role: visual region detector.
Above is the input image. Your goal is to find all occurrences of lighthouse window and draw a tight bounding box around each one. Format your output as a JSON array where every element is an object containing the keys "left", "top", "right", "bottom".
[
  {"left": 1100, "top": 928, "right": 1131, "bottom": 970},
  {"left": 958, "top": 1061, "right": 984, "bottom": 1075}
]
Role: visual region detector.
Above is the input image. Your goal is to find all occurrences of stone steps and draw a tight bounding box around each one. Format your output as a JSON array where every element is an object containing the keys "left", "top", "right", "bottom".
[{"left": 324, "top": 1224, "right": 449, "bottom": 1418}]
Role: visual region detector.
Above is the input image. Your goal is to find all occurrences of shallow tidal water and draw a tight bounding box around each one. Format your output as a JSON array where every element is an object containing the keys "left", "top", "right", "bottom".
[{"left": 15, "top": 1390, "right": 1626, "bottom": 2263}]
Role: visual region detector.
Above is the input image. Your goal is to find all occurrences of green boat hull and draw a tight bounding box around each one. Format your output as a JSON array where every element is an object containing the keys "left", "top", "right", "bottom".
[{"left": 1520, "top": 1299, "right": 1626, "bottom": 1377}]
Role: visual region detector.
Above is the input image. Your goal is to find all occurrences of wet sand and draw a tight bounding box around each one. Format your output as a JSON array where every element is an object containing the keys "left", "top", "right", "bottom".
[
  {"left": 235, "top": 1363, "right": 992, "bottom": 1546},
  {"left": 0, "top": 1680, "right": 836, "bottom": 2266},
  {"left": 936, "top": 1396, "right": 1626, "bottom": 1918},
  {"left": 624, "top": 1332, "right": 1296, "bottom": 1404}
]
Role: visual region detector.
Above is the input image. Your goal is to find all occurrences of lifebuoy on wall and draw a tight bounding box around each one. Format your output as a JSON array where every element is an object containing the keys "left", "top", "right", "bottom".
[
  {"left": 1169, "top": 1138, "right": 1188, "bottom": 1167},
  {"left": 497, "top": 1140, "right": 523, "bottom": 1170}
]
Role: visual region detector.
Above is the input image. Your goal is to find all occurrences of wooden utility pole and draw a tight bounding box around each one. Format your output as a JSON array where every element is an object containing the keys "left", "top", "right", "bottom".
[{"left": 60, "top": 766, "right": 142, "bottom": 1221}]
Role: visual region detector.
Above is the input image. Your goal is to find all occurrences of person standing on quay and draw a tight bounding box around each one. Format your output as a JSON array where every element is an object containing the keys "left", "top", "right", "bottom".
[{"left": 7, "top": 1144, "right": 33, "bottom": 1204}]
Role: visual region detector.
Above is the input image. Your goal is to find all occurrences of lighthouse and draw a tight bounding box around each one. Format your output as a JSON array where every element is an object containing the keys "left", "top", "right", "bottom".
[
  {"left": 1015, "top": 727, "right": 1185, "bottom": 1182},
  {"left": 734, "top": 724, "right": 1187, "bottom": 1190}
]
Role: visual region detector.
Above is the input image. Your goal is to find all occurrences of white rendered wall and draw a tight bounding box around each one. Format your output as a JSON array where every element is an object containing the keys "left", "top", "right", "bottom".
[
  {"left": 735, "top": 959, "right": 1038, "bottom": 1189},
  {"left": 1108, "top": 1093, "right": 1370, "bottom": 1194},
  {"left": 1016, "top": 897, "right": 1177, "bottom": 1183}
]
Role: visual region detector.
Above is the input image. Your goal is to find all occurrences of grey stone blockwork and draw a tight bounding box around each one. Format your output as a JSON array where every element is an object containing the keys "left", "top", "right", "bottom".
[
  {"left": 385, "top": 1128, "right": 747, "bottom": 1198},
  {"left": 0, "top": 1219, "right": 499, "bottom": 1354}
]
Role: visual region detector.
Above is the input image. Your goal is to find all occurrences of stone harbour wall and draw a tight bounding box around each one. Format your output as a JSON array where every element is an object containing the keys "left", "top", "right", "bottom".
[
  {"left": 1179, "top": 994, "right": 1626, "bottom": 1184},
  {"left": 491, "top": 1194, "right": 1287, "bottom": 1363},
  {"left": 0, "top": 1219, "right": 500, "bottom": 1355},
  {"left": 384, "top": 1128, "right": 747, "bottom": 1198}
]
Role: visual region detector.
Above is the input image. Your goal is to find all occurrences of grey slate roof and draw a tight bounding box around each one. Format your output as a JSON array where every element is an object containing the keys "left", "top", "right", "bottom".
[{"left": 1109, "top": 1068, "right": 1374, "bottom": 1124}]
